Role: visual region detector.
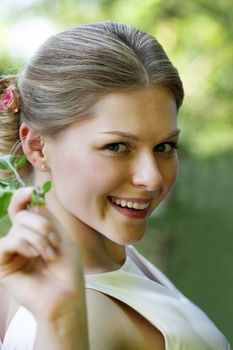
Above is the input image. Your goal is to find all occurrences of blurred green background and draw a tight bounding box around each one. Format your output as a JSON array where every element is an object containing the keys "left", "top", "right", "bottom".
[{"left": 0, "top": 0, "right": 232, "bottom": 345}]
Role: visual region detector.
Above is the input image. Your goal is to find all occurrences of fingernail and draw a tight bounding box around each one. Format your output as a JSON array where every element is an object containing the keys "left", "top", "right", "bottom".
[
  {"left": 48, "top": 232, "right": 60, "bottom": 247},
  {"left": 46, "top": 246, "right": 57, "bottom": 261}
]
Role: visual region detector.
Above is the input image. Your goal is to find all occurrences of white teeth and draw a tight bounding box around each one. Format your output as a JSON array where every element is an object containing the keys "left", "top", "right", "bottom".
[
  {"left": 110, "top": 197, "right": 150, "bottom": 210},
  {"left": 139, "top": 203, "right": 149, "bottom": 209},
  {"left": 133, "top": 203, "right": 140, "bottom": 210}
]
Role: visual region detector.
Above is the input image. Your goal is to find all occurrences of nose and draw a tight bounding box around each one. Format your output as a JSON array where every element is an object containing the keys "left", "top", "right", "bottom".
[{"left": 131, "top": 153, "right": 163, "bottom": 192}]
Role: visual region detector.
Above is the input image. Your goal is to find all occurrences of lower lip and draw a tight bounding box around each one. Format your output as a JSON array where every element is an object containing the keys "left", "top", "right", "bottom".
[{"left": 108, "top": 198, "right": 150, "bottom": 219}]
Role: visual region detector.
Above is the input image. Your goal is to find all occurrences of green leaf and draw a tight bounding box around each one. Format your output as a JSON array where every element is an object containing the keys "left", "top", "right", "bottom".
[
  {"left": 0, "top": 153, "right": 52, "bottom": 213},
  {"left": 0, "top": 187, "right": 14, "bottom": 197},
  {"left": 42, "top": 181, "right": 52, "bottom": 193},
  {"left": 0, "top": 179, "right": 9, "bottom": 188},
  {"left": 8, "top": 178, "right": 20, "bottom": 190},
  {"left": 31, "top": 189, "right": 46, "bottom": 207},
  {"left": 0, "top": 191, "right": 13, "bottom": 219},
  {"left": 14, "top": 154, "right": 27, "bottom": 169},
  {"left": 0, "top": 178, "right": 19, "bottom": 191},
  {"left": 0, "top": 155, "right": 15, "bottom": 170}
]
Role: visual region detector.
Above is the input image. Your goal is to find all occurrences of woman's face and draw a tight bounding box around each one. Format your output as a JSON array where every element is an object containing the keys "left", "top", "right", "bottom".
[{"left": 44, "top": 86, "right": 179, "bottom": 245}]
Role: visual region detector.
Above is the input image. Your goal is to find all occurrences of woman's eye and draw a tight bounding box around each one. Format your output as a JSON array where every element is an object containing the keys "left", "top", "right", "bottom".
[
  {"left": 154, "top": 142, "right": 178, "bottom": 154},
  {"left": 105, "top": 143, "right": 128, "bottom": 155}
]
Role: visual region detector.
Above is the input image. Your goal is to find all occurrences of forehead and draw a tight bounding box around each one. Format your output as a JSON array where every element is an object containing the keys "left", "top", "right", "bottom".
[
  {"left": 90, "top": 85, "right": 177, "bottom": 132},
  {"left": 52, "top": 86, "right": 178, "bottom": 144}
]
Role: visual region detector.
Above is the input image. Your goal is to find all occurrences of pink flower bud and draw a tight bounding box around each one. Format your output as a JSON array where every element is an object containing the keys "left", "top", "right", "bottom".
[{"left": 0, "top": 80, "right": 20, "bottom": 113}]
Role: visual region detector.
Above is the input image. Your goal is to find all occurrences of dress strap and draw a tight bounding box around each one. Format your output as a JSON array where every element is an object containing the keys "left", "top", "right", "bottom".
[{"left": 126, "top": 246, "right": 163, "bottom": 285}]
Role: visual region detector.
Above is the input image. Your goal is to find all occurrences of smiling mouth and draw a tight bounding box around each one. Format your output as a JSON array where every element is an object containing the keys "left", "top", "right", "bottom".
[
  {"left": 108, "top": 196, "right": 150, "bottom": 211},
  {"left": 108, "top": 196, "right": 150, "bottom": 219}
]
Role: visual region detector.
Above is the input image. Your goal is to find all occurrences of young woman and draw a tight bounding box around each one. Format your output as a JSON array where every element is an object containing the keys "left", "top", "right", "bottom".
[{"left": 0, "top": 21, "right": 230, "bottom": 350}]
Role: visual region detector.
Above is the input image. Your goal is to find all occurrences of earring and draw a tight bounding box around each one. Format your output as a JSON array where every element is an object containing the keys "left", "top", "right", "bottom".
[{"left": 41, "top": 163, "right": 47, "bottom": 171}]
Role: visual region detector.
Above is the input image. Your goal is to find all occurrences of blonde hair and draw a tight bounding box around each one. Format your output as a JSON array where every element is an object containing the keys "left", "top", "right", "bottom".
[{"left": 0, "top": 21, "right": 184, "bottom": 177}]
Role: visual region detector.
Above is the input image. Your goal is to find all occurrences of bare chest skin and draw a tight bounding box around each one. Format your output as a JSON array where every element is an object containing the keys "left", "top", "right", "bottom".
[
  {"left": 86, "top": 289, "right": 165, "bottom": 350},
  {"left": 0, "top": 289, "right": 165, "bottom": 350}
]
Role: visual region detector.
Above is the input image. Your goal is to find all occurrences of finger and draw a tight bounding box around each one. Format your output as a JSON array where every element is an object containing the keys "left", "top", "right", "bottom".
[
  {"left": 6, "top": 226, "right": 58, "bottom": 263},
  {"left": 0, "top": 237, "right": 42, "bottom": 281},
  {"left": 13, "top": 210, "right": 60, "bottom": 248},
  {"left": 8, "top": 187, "right": 34, "bottom": 221},
  {"left": 0, "top": 235, "right": 39, "bottom": 265}
]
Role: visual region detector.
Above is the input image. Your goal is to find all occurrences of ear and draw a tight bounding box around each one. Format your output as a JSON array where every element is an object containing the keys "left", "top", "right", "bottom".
[{"left": 19, "top": 122, "right": 49, "bottom": 171}]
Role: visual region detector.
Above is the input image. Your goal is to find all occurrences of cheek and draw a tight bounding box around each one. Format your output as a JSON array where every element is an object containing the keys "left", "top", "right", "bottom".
[
  {"left": 171, "top": 155, "right": 178, "bottom": 179},
  {"left": 161, "top": 156, "right": 178, "bottom": 190},
  {"left": 51, "top": 153, "right": 125, "bottom": 203}
]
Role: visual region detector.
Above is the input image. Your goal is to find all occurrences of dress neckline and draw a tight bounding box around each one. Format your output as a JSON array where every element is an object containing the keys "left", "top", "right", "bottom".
[{"left": 85, "top": 246, "right": 137, "bottom": 277}]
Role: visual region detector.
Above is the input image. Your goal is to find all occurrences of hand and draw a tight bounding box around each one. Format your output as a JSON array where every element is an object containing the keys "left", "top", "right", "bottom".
[{"left": 0, "top": 187, "right": 85, "bottom": 321}]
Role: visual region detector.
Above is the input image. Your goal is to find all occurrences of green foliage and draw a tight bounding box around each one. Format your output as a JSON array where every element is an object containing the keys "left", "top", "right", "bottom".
[
  {"left": 0, "top": 154, "right": 52, "bottom": 219},
  {"left": 29, "top": 181, "right": 52, "bottom": 209}
]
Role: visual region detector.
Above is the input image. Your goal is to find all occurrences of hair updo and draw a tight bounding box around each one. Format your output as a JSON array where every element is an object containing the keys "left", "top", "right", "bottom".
[{"left": 0, "top": 21, "right": 184, "bottom": 179}]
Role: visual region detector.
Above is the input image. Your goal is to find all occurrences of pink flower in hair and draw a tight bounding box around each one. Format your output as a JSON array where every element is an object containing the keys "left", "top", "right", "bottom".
[{"left": 0, "top": 79, "right": 20, "bottom": 113}]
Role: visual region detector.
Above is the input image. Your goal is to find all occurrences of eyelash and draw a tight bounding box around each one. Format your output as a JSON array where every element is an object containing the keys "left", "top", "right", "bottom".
[
  {"left": 104, "top": 142, "right": 130, "bottom": 156},
  {"left": 154, "top": 142, "right": 178, "bottom": 154},
  {"left": 104, "top": 142, "right": 178, "bottom": 156}
]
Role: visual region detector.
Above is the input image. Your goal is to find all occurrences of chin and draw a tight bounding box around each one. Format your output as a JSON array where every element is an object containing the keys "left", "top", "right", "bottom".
[{"left": 108, "top": 229, "right": 145, "bottom": 246}]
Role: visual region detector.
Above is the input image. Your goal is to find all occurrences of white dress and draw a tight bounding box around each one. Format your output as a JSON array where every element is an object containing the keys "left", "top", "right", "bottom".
[{"left": 0, "top": 245, "right": 231, "bottom": 350}]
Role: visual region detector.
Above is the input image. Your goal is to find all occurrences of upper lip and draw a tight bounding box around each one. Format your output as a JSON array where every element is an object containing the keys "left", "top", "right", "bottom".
[{"left": 109, "top": 195, "right": 154, "bottom": 204}]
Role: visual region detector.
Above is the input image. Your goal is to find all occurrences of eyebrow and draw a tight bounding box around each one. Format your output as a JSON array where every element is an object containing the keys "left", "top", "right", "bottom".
[{"left": 100, "top": 129, "right": 181, "bottom": 142}]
